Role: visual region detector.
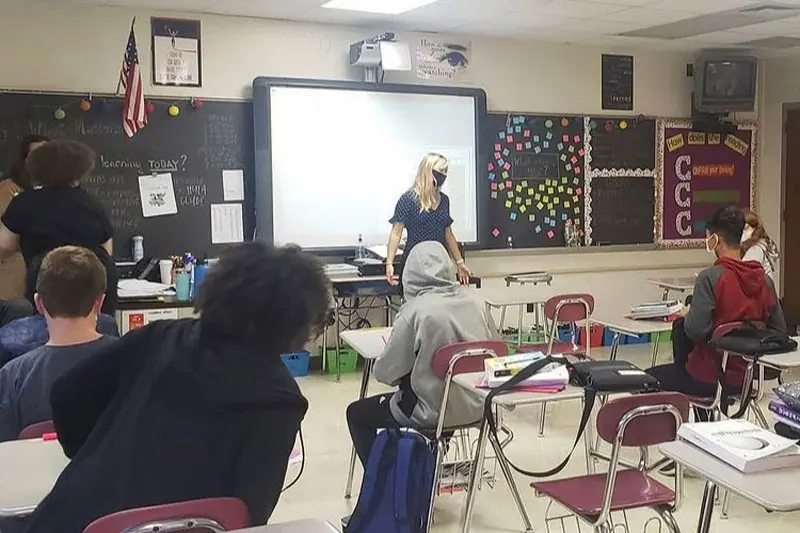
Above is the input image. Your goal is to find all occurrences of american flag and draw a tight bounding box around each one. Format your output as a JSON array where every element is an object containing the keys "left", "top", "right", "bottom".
[{"left": 120, "top": 19, "right": 147, "bottom": 138}]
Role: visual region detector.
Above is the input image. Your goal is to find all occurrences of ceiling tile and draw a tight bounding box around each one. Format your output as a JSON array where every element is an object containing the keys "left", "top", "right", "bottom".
[
  {"left": 514, "top": 0, "right": 628, "bottom": 19},
  {"left": 648, "top": 0, "right": 756, "bottom": 14},
  {"left": 606, "top": 7, "right": 699, "bottom": 25},
  {"left": 580, "top": 0, "right": 660, "bottom": 5}
]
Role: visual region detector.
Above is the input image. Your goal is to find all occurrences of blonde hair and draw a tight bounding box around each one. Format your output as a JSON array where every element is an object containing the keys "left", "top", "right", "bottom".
[{"left": 412, "top": 153, "right": 448, "bottom": 212}]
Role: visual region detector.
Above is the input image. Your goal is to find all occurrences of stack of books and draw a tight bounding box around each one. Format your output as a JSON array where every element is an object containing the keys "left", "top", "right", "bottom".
[
  {"left": 629, "top": 300, "right": 683, "bottom": 320},
  {"left": 677, "top": 419, "right": 800, "bottom": 473},
  {"left": 769, "top": 398, "right": 800, "bottom": 434},
  {"left": 483, "top": 352, "right": 568, "bottom": 389}
]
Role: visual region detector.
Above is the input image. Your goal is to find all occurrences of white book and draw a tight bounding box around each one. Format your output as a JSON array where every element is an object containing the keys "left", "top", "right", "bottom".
[
  {"left": 630, "top": 300, "right": 682, "bottom": 320},
  {"left": 484, "top": 352, "right": 568, "bottom": 388},
  {"left": 677, "top": 419, "right": 800, "bottom": 473}
]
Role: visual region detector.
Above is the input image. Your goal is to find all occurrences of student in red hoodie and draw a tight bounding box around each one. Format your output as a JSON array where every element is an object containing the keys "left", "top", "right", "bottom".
[{"left": 648, "top": 206, "right": 786, "bottom": 398}]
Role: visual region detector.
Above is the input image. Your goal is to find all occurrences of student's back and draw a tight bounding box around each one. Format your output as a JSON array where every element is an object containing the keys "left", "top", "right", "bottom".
[
  {"left": 26, "top": 318, "right": 307, "bottom": 533},
  {"left": 374, "top": 241, "right": 498, "bottom": 429}
]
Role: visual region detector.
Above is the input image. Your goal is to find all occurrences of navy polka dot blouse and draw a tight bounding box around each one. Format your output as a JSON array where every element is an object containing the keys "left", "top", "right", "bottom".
[{"left": 390, "top": 190, "right": 454, "bottom": 259}]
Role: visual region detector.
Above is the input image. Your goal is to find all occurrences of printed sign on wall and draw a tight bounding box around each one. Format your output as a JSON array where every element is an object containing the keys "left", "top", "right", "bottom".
[
  {"left": 656, "top": 120, "right": 757, "bottom": 248},
  {"left": 415, "top": 37, "right": 470, "bottom": 80},
  {"left": 151, "top": 17, "right": 202, "bottom": 87}
]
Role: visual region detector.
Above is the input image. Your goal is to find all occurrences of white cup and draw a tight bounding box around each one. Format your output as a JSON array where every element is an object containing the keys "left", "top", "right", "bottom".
[{"left": 159, "top": 259, "right": 174, "bottom": 285}]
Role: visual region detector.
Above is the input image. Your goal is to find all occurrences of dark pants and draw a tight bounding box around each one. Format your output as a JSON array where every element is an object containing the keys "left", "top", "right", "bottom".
[
  {"left": 346, "top": 394, "right": 401, "bottom": 467},
  {"left": 647, "top": 319, "right": 716, "bottom": 421},
  {"left": 0, "top": 299, "right": 34, "bottom": 328}
]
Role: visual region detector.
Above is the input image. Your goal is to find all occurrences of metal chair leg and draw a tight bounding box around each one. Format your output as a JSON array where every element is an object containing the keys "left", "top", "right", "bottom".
[
  {"left": 657, "top": 508, "right": 683, "bottom": 533},
  {"left": 426, "top": 439, "right": 447, "bottom": 533},
  {"left": 720, "top": 490, "right": 730, "bottom": 520},
  {"left": 538, "top": 402, "right": 547, "bottom": 437}
]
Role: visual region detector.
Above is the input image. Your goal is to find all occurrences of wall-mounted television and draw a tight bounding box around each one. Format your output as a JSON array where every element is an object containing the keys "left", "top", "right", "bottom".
[{"left": 693, "top": 52, "right": 758, "bottom": 113}]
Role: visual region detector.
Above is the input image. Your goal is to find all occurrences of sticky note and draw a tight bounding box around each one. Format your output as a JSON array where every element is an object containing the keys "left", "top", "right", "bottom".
[
  {"left": 544, "top": 216, "right": 551, "bottom": 224},
  {"left": 561, "top": 134, "right": 569, "bottom": 143},
  {"left": 491, "top": 182, "right": 498, "bottom": 190},
  {"left": 543, "top": 195, "right": 550, "bottom": 203},
  {"left": 498, "top": 132, "right": 505, "bottom": 140},
  {"left": 490, "top": 191, "right": 497, "bottom": 199},
  {"left": 561, "top": 213, "right": 568, "bottom": 221},
  {"left": 523, "top": 129, "right": 531, "bottom": 138},
  {"left": 534, "top": 135, "right": 540, "bottom": 142},
  {"left": 535, "top": 225, "right": 542, "bottom": 233},
  {"left": 505, "top": 200, "right": 512, "bottom": 208},
  {"left": 488, "top": 163, "right": 494, "bottom": 172},
  {"left": 520, "top": 205, "right": 527, "bottom": 213},
  {"left": 571, "top": 156, "right": 578, "bottom": 164},
  {"left": 535, "top": 146, "right": 542, "bottom": 154},
  {"left": 538, "top": 184, "right": 545, "bottom": 191},
  {"left": 506, "top": 180, "right": 513, "bottom": 188},
  {"left": 554, "top": 197, "right": 560, "bottom": 205},
  {"left": 557, "top": 142, "right": 564, "bottom": 150},
  {"left": 537, "top": 202, "right": 544, "bottom": 210},
  {"left": 545, "top": 178, "right": 553, "bottom": 186},
  {"left": 548, "top": 187, "right": 554, "bottom": 194},
  {"left": 575, "top": 166, "right": 581, "bottom": 175},
  {"left": 495, "top": 143, "right": 501, "bottom": 151},
  {"left": 576, "top": 188, "right": 582, "bottom": 195},
  {"left": 494, "top": 153, "right": 501, "bottom": 161},
  {"left": 525, "top": 141, "right": 532, "bottom": 149},
  {"left": 549, "top": 209, "right": 556, "bottom": 216},
  {"left": 535, "top": 193, "right": 541, "bottom": 200},
  {"left": 516, "top": 143, "right": 523, "bottom": 151},
  {"left": 574, "top": 207, "right": 580, "bottom": 214},
  {"left": 560, "top": 154, "right": 567, "bottom": 162},
  {"left": 549, "top": 219, "right": 556, "bottom": 227},
  {"left": 543, "top": 141, "right": 550, "bottom": 149},
  {"left": 575, "top": 219, "right": 581, "bottom": 226},
  {"left": 526, "top": 198, "right": 532, "bottom": 206},
  {"left": 498, "top": 182, "right": 505, "bottom": 190},
  {"left": 515, "top": 196, "right": 522, "bottom": 204},
  {"left": 489, "top": 172, "right": 496, "bottom": 181},
  {"left": 497, "top": 158, "right": 505, "bottom": 166},
  {"left": 527, "top": 188, "right": 534, "bottom": 195},
  {"left": 515, "top": 125, "right": 522, "bottom": 133},
  {"left": 548, "top": 203, "right": 553, "bottom": 210},
  {"left": 515, "top": 184, "right": 522, "bottom": 193},
  {"left": 565, "top": 164, "right": 572, "bottom": 171},
  {"left": 507, "top": 190, "right": 514, "bottom": 198},
  {"left": 507, "top": 127, "right": 514, "bottom": 134},
  {"left": 573, "top": 178, "right": 580, "bottom": 185},
  {"left": 568, "top": 145, "right": 575, "bottom": 153},
  {"left": 567, "top": 187, "right": 573, "bottom": 194},
  {"left": 561, "top": 176, "right": 568, "bottom": 184},
  {"left": 558, "top": 187, "right": 564, "bottom": 194},
  {"left": 492, "top": 228, "right": 500, "bottom": 237},
  {"left": 502, "top": 171, "right": 509, "bottom": 179},
  {"left": 579, "top": 149, "right": 585, "bottom": 156},
  {"left": 546, "top": 132, "right": 553, "bottom": 140},
  {"left": 564, "top": 201, "right": 571, "bottom": 208},
  {"left": 507, "top": 135, "right": 513, "bottom": 143},
  {"left": 510, "top": 212, "right": 517, "bottom": 221},
  {"left": 573, "top": 195, "right": 579, "bottom": 202},
  {"left": 574, "top": 135, "right": 581, "bottom": 143},
  {"left": 521, "top": 180, "right": 528, "bottom": 187},
  {"left": 547, "top": 230, "right": 555, "bottom": 239},
  {"left": 529, "top": 214, "right": 536, "bottom": 222},
  {"left": 503, "top": 148, "right": 510, "bottom": 157},
  {"left": 504, "top": 162, "right": 511, "bottom": 170}
]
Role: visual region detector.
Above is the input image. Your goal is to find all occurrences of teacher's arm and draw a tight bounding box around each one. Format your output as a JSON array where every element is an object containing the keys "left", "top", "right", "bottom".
[
  {"left": 0, "top": 224, "right": 20, "bottom": 262},
  {"left": 102, "top": 238, "right": 113, "bottom": 256},
  {"left": 445, "top": 227, "right": 470, "bottom": 284},
  {"left": 386, "top": 222, "right": 404, "bottom": 285}
]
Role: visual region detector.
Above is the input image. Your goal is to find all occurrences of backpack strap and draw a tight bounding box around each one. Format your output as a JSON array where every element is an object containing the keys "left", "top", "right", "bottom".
[
  {"left": 393, "top": 433, "right": 416, "bottom": 533},
  {"left": 345, "top": 431, "right": 395, "bottom": 533}
]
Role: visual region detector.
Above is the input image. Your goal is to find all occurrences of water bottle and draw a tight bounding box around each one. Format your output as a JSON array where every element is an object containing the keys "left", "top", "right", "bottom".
[
  {"left": 507, "top": 236, "right": 513, "bottom": 249},
  {"left": 355, "top": 234, "right": 366, "bottom": 260},
  {"left": 132, "top": 236, "right": 144, "bottom": 261}
]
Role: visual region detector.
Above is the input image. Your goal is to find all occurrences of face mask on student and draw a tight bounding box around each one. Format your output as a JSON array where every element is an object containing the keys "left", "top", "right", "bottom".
[
  {"left": 432, "top": 169, "right": 447, "bottom": 188},
  {"left": 705, "top": 233, "right": 719, "bottom": 255},
  {"left": 741, "top": 226, "right": 754, "bottom": 243}
]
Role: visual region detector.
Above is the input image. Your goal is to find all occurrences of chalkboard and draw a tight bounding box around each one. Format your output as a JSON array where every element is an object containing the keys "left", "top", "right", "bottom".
[
  {"left": 484, "top": 113, "right": 586, "bottom": 249},
  {"left": 586, "top": 117, "right": 656, "bottom": 173},
  {"left": 601, "top": 54, "right": 633, "bottom": 111},
  {"left": 0, "top": 92, "right": 254, "bottom": 259},
  {"left": 588, "top": 176, "right": 654, "bottom": 245}
]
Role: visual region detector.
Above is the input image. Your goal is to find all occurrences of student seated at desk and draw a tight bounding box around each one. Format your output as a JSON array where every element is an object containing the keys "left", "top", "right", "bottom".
[
  {"left": 24, "top": 242, "right": 329, "bottom": 533},
  {"left": 0, "top": 246, "right": 116, "bottom": 442},
  {"left": 347, "top": 241, "right": 498, "bottom": 466},
  {"left": 647, "top": 207, "right": 786, "bottom": 400}
]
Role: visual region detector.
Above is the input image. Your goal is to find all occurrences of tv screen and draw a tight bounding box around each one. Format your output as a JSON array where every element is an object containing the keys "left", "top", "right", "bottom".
[{"left": 702, "top": 60, "right": 756, "bottom": 101}]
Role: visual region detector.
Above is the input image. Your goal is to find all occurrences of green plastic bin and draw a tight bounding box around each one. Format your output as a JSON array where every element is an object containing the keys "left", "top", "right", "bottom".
[{"left": 325, "top": 346, "right": 359, "bottom": 375}]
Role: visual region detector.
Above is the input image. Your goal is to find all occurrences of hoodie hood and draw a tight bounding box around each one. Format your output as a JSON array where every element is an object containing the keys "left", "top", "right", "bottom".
[
  {"left": 402, "top": 241, "right": 460, "bottom": 301},
  {"left": 716, "top": 256, "right": 766, "bottom": 298}
]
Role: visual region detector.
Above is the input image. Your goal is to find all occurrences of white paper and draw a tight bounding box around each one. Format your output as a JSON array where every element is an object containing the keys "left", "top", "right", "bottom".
[
  {"left": 138, "top": 173, "right": 178, "bottom": 218},
  {"left": 222, "top": 169, "right": 245, "bottom": 201},
  {"left": 211, "top": 203, "right": 244, "bottom": 244}
]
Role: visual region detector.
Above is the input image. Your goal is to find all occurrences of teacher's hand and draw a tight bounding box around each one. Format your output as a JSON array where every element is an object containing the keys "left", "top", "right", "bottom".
[
  {"left": 386, "top": 263, "right": 400, "bottom": 286},
  {"left": 457, "top": 262, "right": 472, "bottom": 285}
]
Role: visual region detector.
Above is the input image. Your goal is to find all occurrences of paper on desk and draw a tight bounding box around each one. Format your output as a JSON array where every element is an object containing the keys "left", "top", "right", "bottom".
[
  {"left": 117, "top": 279, "right": 174, "bottom": 298},
  {"left": 138, "top": 173, "right": 178, "bottom": 218},
  {"left": 222, "top": 169, "right": 245, "bottom": 202},
  {"left": 211, "top": 203, "right": 244, "bottom": 244}
]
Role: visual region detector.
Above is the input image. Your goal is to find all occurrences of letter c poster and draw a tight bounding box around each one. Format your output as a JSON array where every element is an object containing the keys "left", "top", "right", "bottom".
[{"left": 656, "top": 121, "right": 755, "bottom": 247}]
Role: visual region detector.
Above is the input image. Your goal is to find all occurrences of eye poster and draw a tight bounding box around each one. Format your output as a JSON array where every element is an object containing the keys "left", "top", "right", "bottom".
[{"left": 415, "top": 37, "right": 470, "bottom": 80}]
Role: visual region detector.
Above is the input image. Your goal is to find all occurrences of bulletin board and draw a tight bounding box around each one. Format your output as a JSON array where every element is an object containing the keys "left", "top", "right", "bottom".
[
  {"left": 485, "top": 113, "right": 586, "bottom": 249},
  {"left": 656, "top": 120, "right": 757, "bottom": 248}
]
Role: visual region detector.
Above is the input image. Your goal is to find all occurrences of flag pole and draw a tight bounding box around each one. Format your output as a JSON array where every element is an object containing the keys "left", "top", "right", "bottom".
[{"left": 116, "top": 17, "right": 136, "bottom": 95}]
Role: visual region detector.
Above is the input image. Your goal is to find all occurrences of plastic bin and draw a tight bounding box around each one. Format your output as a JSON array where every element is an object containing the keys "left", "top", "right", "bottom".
[
  {"left": 578, "top": 324, "right": 604, "bottom": 349},
  {"left": 325, "top": 346, "right": 359, "bottom": 375},
  {"left": 625, "top": 334, "right": 650, "bottom": 345},
  {"left": 281, "top": 351, "right": 310, "bottom": 378},
  {"left": 651, "top": 330, "right": 672, "bottom": 345}
]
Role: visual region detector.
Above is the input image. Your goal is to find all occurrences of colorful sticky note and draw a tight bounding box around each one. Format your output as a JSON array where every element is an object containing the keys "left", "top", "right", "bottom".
[
  {"left": 521, "top": 180, "right": 528, "bottom": 187},
  {"left": 576, "top": 188, "right": 582, "bottom": 195},
  {"left": 505, "top": 200, "right": 512, "bottom": 208},
  {"left": 494, "top": 152, "right": 501, "bottom": 161},
  {"left": 571, "top": 156, "right": 578, "bottom": 164},
  {"left": 529, "top": 214, "right": 536, "bottom": 222},
  {"left": 548, "top": 203, "right": 553, "bottom": 210},
  {"left": 502, "top": 171, "right": 509, "bottom": 179},
  {"left": 507, "top": 127, "right": 514, "bottom": 134},
  {"left": 561, "top": 176, "right": 568, "bottom": 184},
  {"left": 538, "top": 184, "right": 545, "bottom": 191},
  {"left": 574, "top": 207, "right": 580, "bottom": 214},
  {"left": 558, "top": 186, "right": 564, "bottom": 193},
  {"left": 574, "top": 135, "right": 581, "bottom": 143},
  {"left": 498, "top": 132, "right": 505, "bottom": 140},
  {"left": 579, "top": 149, "right": 585, "bottom": 156},
  {"left": 495, "top": 143, "right": 501, "bottom": 151},
  {"left": 564, "top": 201, "right": 571, "bottom": 208},
  {"left": 544, "top": 216, "right": 551, "bottom": 224},
  {"left": 503, "top": 162, "right": 510, "bottom": 171},
  {"left": 554, "top": 197, "right": 560, "bottom": 205},
  {"left": 572, "top": 195, "right": 579, "bottom": 202},
  {"left": 562, "top": 213, "right": 568, "bottom": 221},
  {"left": 565, "top": 164, "right": 572, "bottom": 171},
  {"left": 506, "top": 180, "right": 513, "bottom": 188},
  {"left": 548, "top": 187, "right": 554, "bottom": 194},
  {"left": 560, "top": 154, "right": 567, "bottom": 162},
  {"left": 520, "top": 205, "right": 527, "bottom": 213},
  {"left": 515, "top": 196, "right": 522, "bottom": 204},
  {"left": 543, "top": 141, "right": 550, "bottom": 149},
  {"left": 507, "top": 135, "right": 513, "bottom": 143},
  {"left": 562, "top": 134, "right": 570, "bottom": 142},
  {"left": 573, "top": 178, "right": 580, "bottom": 185},
  {"left": 543, "top": 195, "right": 550, "bottom": 203},
  {"left": 507, "top": 190, "right": 514, "bottom": 198},
  {"left": 525, "top": 141, "right": 532, "bottom": 149},
  {"left": 527, "top": 188, "right": 534, "bottom": 195},
  {"left": 537, "top": 202, "right": 544, "bottom": 210},
  {"left": 491, "top": 182, "right": 498, "bottom": 190},
  {"left": 567, "top": 187, "right": 573, "bottom": 194},
  {"left": 535, "top": 146, "right": 542, "bottom": 154},
  {"left": 535, "top": 193, "right": 541, "bottom": 200},
  {"left": 534, "top": 135, "right": 540, "bottom": 142},
  {"left": 557, "top": 142, "right": 564, "bottom": 150},
  {"left": 546, "top": 132, "right": 553, "bottom": 140},
  {"left": 498, "top": 182, "right": 505, "bottom": 191},
  {"left": 549, "top": 219, "right": 556, "bottom": 228},
  {"left": 523, "top": 129, "right": 531, "bottom": 138},
  {"left": 547, "top": 230, "right": 555, "bottom": 239},
  {"left": 500, "top": 149, "right": 508, "bottom": 158},
  {"left": 568, "top": 145, "right": 575, "bottom": 153},
  {"left": 516, "top": 143, "right": 523, "bottom": 151},
  {"left": 515, "top": 184, "right": 522, "bottom": 193},
  {"left": 526, "top": 198, "right": 532, "bottom": 206},
  {"left": 549, "top": 209, "right": 556, "bottom": 216},
  {"left": 497, "top": 158, "right": 505, "bottom": 166},
  {"left": 492, "top": 228, "right": 500, "bottom": 238},
  {"left": 575, "top": 166, "right": 581, "bottom": 175},
  {"left": 490, "top": 191, "right": 497, "bottom": 199},
  {"left": 515, "top": 125, "right": 522, "bottom": 133},
  {"left": 535, "top": 225, "right": 542, "bottom": 233},
  {"left": 489, "top": 172, "right": 496, "bottom": 181},
  {"left": 575, "top": 219, "right": 581, "bottom": 226},
  {"left": 510, "top": 212, "right": 517, "bottom": 221}
]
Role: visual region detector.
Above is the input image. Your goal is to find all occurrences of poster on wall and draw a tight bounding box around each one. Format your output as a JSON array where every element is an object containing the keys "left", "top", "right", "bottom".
[
  {"left": 151, "top": 17, "right": 202, "bottom": 87},
  {"left": 656, "top": 120, "right": 756, "bottom": 248},
  {"left": 415, "top": 37, "right": 470, "bottom": 80}
]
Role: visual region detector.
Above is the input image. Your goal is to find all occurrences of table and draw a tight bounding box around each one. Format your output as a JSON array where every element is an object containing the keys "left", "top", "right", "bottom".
[
  {"left": 591, "top": 314, "right": 675, "bottom": 367},
  {"left": 482, "top": 286, "right": 564, "bottom": 346},
  {"left": 760, "top": 336, "right": 800, "bottom": 369},
  {"left": 660, "top": 440, "right": 800, "bottom": 533},
  {"left": 647, "top": 277, "right": 696, "bottom": 300},
  {"left": 229, "top": 519, "right": 338, "bottom": 533},
  {"left": 339, "top": 327, "right": 392, "bottom": 499},
  {"left": 453, "top": 372, "right": 585, "bottom": 533},
  {"left": 504, "top": 271, "right": 553, "bottom": 287},
  {"left": 116, "top": 297, "right": 196, "bottom": 335},
  {"left": 0, "top": 439, "right": 69, "bottom": 517}
]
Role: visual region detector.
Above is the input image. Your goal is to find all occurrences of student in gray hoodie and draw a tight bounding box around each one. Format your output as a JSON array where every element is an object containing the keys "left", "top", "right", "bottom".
[{"left": 346, "top": 240, "right": 498, "bottom": 465}]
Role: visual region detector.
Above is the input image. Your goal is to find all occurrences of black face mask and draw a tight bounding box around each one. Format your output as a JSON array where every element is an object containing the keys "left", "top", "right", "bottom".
[{"left": 432, "top": 169, "right": 447, "bottom": 188}]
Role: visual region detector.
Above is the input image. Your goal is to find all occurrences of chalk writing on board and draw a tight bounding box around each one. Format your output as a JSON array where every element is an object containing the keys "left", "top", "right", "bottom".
[
  {"left": 201, "top": 113, "right": 243, "bottom": 170},
  {"left": 589, "top": 177, "right": 654, "bottom": 245},
  {"left": 75, "top": 120, "right": 124, "bottom": 136},
  {"left": 510, "top": 153, "right": 559, "bottom": 180},
  {"left": 101, "top": 155, "right": 143, "bottom": 171},
  {"left": 27, "top": 121, "right": 67, "bottom": 138},
  {"left": 148, "top": 155, "right": 188, "bottom": 173},
  {"left": 175, "top": 176, "right": 208, "bottom": 208}
]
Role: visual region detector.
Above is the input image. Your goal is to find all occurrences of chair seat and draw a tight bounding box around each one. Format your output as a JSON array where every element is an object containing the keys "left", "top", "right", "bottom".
[
  {"left": 532, "top": 469, "right": 675, "bottom": 520},
  {"left": 517, "top": 341, "right": 585, "bottom": 357}
]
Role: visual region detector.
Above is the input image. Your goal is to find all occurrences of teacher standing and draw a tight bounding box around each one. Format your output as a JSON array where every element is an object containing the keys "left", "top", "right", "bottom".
[{"left": 385, "top": 152, "right": 471, "bottom": 287}]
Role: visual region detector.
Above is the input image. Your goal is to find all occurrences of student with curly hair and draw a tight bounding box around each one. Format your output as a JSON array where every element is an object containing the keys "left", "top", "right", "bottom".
[
  {"left": 741, "top": 210, "right": 779, "bottom": 279},
  {"left": 24, "top": 242, "right": 330, "bottom": 533},
  {"left": 0, "top": 139, "right": 118, "bottom": 314}
]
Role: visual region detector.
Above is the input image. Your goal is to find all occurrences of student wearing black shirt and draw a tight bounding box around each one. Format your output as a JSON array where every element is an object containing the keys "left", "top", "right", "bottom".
[
  {"left": 0, "top": 140, "right": 118, "bottom": 314},
  {"left": 24, "top": 242, "right": 329, "bottom": 533}
]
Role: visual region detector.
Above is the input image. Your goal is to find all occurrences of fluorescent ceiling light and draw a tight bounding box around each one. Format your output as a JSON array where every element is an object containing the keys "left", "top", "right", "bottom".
[{"left": 321, "top": 0, "right": 439, "bottom": 15}]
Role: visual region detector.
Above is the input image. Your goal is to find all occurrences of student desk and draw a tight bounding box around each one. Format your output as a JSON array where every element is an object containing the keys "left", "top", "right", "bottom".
[
  {"left": 660, "top": 440, "right": 800, "bottom": 533},
  {"left": 228, "top": 519, "right": 338, "bottom": 533},
  {"left": 647, "top": 277, "right": 695, "bottom": 301},
  {"left": 0, "top": 439, "right": 68, "bottom": 517},
  {"left": 591, "top": 314, "right": 675, "bottom": 367},
  {"left": 482, "top": 286, "right": 564, "bottom": 346},
  {"left": 339, "top": 327, "right": 392, "bottom": 500},
  {"left": 116, "top": 297, "right": 196, "bottom": 335},
  {"left": 453, "top": 372, "right": 585, "bottom": 533}
]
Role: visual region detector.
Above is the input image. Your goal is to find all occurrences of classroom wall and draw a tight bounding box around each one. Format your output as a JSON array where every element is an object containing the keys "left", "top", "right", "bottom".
[{"left": 0, "top": 2, "right": 718, "bottom": 318}]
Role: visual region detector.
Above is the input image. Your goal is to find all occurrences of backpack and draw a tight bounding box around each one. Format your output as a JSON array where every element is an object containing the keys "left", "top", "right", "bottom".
[{"left": 345, "top": 429, "right": 436, "bottom": 533}]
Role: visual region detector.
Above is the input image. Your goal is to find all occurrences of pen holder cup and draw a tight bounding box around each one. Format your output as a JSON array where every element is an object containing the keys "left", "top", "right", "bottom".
[{"left": 175, "top": 271, "right": 192, "bottom": 302}]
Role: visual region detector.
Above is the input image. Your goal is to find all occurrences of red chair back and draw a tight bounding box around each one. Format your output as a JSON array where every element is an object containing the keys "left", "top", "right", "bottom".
[
  {"left": 543, "top": 294, "right": 595, "bottom": 323},
  {"left": 430, "top": 340, "right": 508, "bottom": 379},
  {"left": 82, "top": 497, "right": 249, "bottom": 533},
  {"left": 596, "top": 392, "right": 689, "bottom": 447},
  {"left": 18, "top": 420, "right": 55, "bottom": 440}
]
